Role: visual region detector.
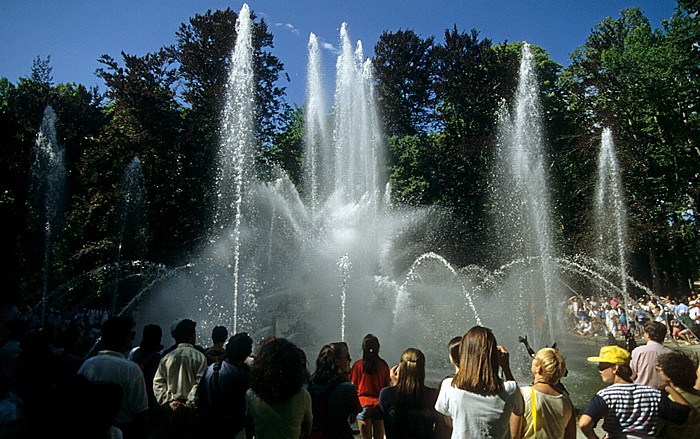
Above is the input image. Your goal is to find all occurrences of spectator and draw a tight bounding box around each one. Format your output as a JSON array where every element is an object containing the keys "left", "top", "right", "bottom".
[
  {"left": 511, "top": 347, "right": 575, "bottom": 438},
  {"left": 246, "top": 338, "right": 312, "bottom": 439},
  {"left": 153, "top": 318, "right": 207, "bottom": 439},
  {"left": 351, "top": 334, "right": 391, "bottom": 439},
  {"left": 656, "top": 351, "right": 700, "bottom": 438},
  {"left": 307, "top": 342, "right": 361, "bottom": 439},
  {"left": 379, "top": 348, "right": 441, "bottom": 439},
  {"left": 78, "top": 316, "right": 149, "bottom": 439},
  {"left": 196, "top": 332, "right": 254, "bottom": 439},
  {"left": 435, "top": 326, "right": 524, "bottom": 439},
  {"left": 204, "top": 325, "right": 228, "bottom": 365},
  {"left": 630, "top": 321, "right": 672, "bottom": 387},
  {"left": 579, "top": 345, "right": 690, "bottom": 438}
]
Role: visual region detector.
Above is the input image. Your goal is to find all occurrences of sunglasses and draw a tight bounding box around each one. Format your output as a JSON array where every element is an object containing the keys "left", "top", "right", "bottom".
[{"left": 597, "top": 363, "right": 614, "bottom": 371}]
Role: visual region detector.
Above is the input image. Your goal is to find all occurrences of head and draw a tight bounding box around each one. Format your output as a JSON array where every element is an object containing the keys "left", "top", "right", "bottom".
[
  {"left": 453, "top": 326, "right": 502, "bottom": 395},
  {"left": 226, "top": 332, "right": 253, "bottom": 364},
  {"left": 532, "top": 347, "right": 567, "bottom": 383},
  {"left": 313, "top": 342, "right": 351, "bottom": 384},
  {"left": 361, "top": 333, "right": 381, "bottom": 374},
  {"left": 657, "top": 351, "right": 698, "bottom": 391},
  {"left": 171, "top": 318, "right": 196, "bottom": 344},
  {"left": 448, "top": 336, "right": 462, "bottom": 368},
  {"left": 587, "top": 345, "right": 632, "bottom": 383},
  {"left": 100, "top": 316, "right": 135, "bottom": 352},
  {"left": 251, "top": 338, "right": 309, "bottom": 403},
  {"left": 211, "top": 326, "right": 228, "bottom": 345},
  {"left": 140, "top": 324, "right": 163, "bottom": 351},
  {"left": 395, "top": 348, "right": 426, "bottom": 408},
  {"left": 644, "top": 321, "right": 667, "bottom": 343}
]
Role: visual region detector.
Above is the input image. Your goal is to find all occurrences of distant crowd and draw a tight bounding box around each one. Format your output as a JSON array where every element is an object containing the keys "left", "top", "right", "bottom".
[
  {"left": 564, "top": 292, "right": 700, "bottom": 344},
  {"left": 0, "top": 304, "right": 699, "bottom": 438}
]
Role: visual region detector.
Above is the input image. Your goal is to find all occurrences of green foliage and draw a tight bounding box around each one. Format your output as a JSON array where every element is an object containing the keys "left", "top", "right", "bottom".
[{"left": 373, "top": 29, "right": 436, "bottom": 137}]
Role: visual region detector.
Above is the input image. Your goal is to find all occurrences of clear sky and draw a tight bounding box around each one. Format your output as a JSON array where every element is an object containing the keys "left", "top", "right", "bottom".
[{"left": 0, "top": 0, "right": 678, "bottom": 106}]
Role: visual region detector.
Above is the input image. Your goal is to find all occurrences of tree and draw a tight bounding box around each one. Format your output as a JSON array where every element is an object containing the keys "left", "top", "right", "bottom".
[
  {"left": 94, "top": 50, "right": 184, "bottom": 267},
  {"left": 558, "top": 6, "right": 700, "bottom": 293},
  {"left": 372, "top": 29, "right": 435, "bottom": 137}
]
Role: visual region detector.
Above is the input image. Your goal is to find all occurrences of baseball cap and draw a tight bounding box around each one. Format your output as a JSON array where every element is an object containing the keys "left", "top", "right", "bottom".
[{"left": 587, "top": 345, "right": 631, "bottom": 365}]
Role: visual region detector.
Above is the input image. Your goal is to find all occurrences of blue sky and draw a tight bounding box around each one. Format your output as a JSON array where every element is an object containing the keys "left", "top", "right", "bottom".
[{"left": 0, "top": 0, "right": 678, "bottom": 106}]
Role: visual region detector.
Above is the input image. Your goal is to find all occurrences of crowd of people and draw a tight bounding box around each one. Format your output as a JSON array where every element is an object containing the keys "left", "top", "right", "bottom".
[
  {"left": 564, "top": 292, "right": 700, "bottom": 344},
  {"left": 0, "top": 309, "right": 699, "bottom": 438}
]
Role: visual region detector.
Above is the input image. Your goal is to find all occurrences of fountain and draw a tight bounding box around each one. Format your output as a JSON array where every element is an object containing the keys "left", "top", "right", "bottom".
[
  {"left": 128, "top": 10, "right": 640, "bottom": 389},
  {"left": 29, "top": 106, "right": 67, "bottom": 324},
  {"left": 489, "top": 43, "right": 557, "bottom": 349},
  {"left": 594, "top": 128, "right": 629, "bottom": 303},
  {"left": 112, "top": 156, "right": 148, "bottom": 315}
]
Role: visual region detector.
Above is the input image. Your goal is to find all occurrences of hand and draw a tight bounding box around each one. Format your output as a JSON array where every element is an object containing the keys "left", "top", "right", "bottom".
[
  {"left": 170, "top": 400, "right": 185, "bottom": 412},
  {"left": 390, "top": 364, "right": 400, "bottom": 385},
  {"left": 496, "top": 345, "right": 510, "bottom": 365}
]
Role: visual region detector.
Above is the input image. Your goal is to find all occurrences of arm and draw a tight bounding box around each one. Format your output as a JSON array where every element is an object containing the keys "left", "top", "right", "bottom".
[
  {"left": 497, "top": 345, "right": 515, "bottom": 381},
  {"left": 564, "top": 411, "right": 576, "bottom": 439},
  {"left": 509, "top": 412, "right": 523, "bottom": 439},
  {"left": 578, "top": 414, "right": 599, "bottom": 439}
]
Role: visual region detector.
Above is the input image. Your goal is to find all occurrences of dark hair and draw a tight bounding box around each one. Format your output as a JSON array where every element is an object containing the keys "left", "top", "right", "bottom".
[
  {"left": 226, "top": 332, "right": 253, "bottom": 363},
  {"left": 448, "top": 336, "right": 462, "bottom": 367},
  {"left": 100, "top": 316, "right": 134, "bottom": 348},
  {"left": 658, "top": 351, "right": 698, "bottom": 390},
  {"left": 251, "top": 338, "right": 309, "bottom": 403},
  {"left": 452, "top": 326, "right": 503, "bottom": 395},
  {"left": 361, "top": 334, "right": 381, "bottom": 374},
  {"left": 172, "top": 319, "right": 196, "bottom": 343},
  {"left": 140, "top": 324, "right": 162, "bottom": 352},
  {"left": 312, "top": 342, "right": 349, "bottom": 384},
  {"left": 644, "top": 321, "right": 667, "bottom": 343},
  {"left": 211, "top": 326, "right": 229, "bottom": 344}
]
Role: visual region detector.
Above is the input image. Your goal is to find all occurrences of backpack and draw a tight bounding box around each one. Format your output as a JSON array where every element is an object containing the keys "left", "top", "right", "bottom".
[{"left": 308, "top": 377, "right": 343, "bottom": 439}]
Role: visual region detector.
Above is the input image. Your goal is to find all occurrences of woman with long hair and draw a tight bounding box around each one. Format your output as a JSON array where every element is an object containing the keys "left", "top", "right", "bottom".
[
  {"left": 510, "top": 347, "right": 575, "bottom": 438},
  {"left": 308, "top": 342, "right": 361, "bottom": 439},
  {"left": 435, "top": 326, "right": 524, "bottom": 439},
  {"left": 246, "top": 338, "right": 312, "bottom": 439},
  {"left": 378, "top": 348, "right": 441, "bottom": 439},
  {"left": 351, "top": 334, "right": 390, "bottom": 439}
]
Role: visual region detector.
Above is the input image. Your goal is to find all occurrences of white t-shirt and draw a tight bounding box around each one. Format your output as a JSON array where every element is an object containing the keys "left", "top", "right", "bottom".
[{"left": 435, "top": 377, "right": 523, "bottom": 439}]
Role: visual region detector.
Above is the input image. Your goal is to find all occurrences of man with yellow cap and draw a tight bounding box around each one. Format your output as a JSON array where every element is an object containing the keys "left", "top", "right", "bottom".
[{"left": 579, "top": 345, "right": 691, "bottom": 438}]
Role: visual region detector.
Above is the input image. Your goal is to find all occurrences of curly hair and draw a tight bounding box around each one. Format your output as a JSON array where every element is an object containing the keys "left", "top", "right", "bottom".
[
  {"left": 534, "top": 348, "right": 567, "bottom": 383},
  {"left": 658, "top": 351, "right": 698, "bottom": 390},
  {"left": 312, "top": 342, "right": 349, "bottom": 385},
  {"left": 251, "top": 338, "right": 310, "bottom": 403}
]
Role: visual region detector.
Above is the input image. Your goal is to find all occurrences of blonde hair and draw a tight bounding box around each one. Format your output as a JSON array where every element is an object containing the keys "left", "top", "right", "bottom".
[
  {"left": 534, "top": 347, "right": 566, "bottom": 382},
  {"left": 395, "top": 348, "right": 426, "bottom": 408}
]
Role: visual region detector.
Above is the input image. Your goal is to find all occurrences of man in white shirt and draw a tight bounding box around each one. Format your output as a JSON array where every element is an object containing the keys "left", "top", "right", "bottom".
[
  {"left": 153, "top": 318, "right": 207, "bottom": 439},
  {"left": 78, "top": 316, "right": 149, "bottom": 439}
]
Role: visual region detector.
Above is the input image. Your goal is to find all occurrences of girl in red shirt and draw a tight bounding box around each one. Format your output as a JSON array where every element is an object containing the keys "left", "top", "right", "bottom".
[{"left": 350, "top": 334, "right": 390, "bottom": 439}]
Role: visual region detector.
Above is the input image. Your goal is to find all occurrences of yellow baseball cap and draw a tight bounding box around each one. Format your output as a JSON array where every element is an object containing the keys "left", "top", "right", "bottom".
[{"left": 587, "top": 345, "right": 630, "bottom": 365}]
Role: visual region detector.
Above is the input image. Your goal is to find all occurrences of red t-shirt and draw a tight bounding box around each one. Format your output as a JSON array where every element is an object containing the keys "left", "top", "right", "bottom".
[{"left": 350, "top": 359, "right": 390, "bottom": 406}]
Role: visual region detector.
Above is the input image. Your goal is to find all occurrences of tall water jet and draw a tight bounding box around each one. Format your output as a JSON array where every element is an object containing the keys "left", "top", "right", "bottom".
[
  {"left": 304, "top": 33, "right": 330, "bottom": 207},
  {"left": 29, "top": 106, "right": 67, "bottom": 324},
  {"left": 332, "top": 23, "right": 384, "bottom": 203},
  {"left": 594, "top": 128, "right": 629, "bottom": 302},
  {"left": 492, "top": 43, "right": 557, "bottom": 347},
  {"left": 113, "top": 156, "right": 147, "bottom": 314},
  {"left": 213, "top": 3, "right": 256, "bottom": 333}
]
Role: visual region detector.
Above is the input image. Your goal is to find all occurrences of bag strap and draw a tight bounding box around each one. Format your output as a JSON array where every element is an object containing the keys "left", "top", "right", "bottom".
[{"left": 530, "top": 386, "right": 537, "bottom": 437}]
